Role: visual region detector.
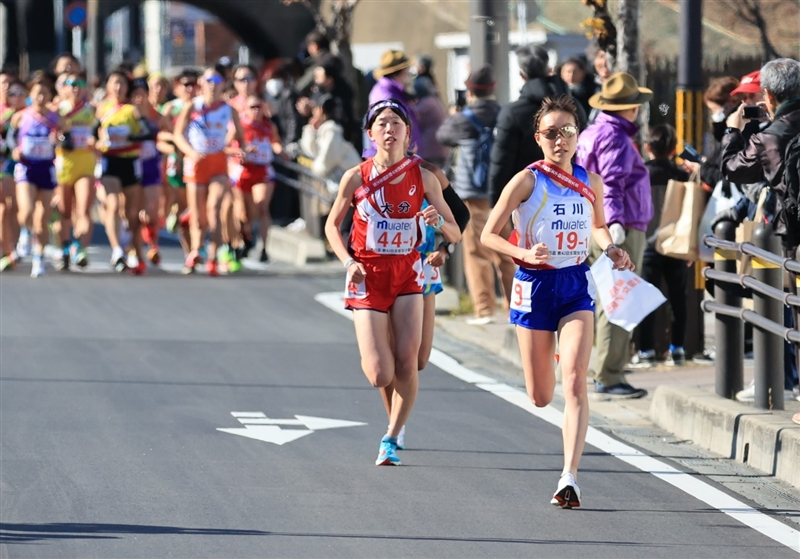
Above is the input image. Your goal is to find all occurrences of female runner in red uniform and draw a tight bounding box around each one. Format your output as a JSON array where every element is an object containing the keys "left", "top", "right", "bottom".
[{"left": 325, "top": 99, "right": 460, "bottom": 465}]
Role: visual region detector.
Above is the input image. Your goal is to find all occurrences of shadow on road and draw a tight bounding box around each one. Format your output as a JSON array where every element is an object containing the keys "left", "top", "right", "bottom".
[{"left": 0, "top": 522, "right": 667, "bottom": 548}]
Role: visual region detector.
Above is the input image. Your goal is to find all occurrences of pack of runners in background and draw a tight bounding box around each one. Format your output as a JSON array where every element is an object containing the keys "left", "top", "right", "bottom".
[{"left": 0, "top": 55, "right": 284, "bottom": 277}]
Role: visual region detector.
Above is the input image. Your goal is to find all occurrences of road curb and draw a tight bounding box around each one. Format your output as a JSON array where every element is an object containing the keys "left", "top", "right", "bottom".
[
  {"left": 650, "top": 385, "right": 800, "bottom": 488},
  {"left": 267, "top": 227, "right": 327, "bottom": 266}
]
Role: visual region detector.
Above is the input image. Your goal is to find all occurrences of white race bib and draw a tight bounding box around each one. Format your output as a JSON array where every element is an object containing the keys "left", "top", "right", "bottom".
[
  {"left": 228, "top": 162, "right": 244, "bottom": 183},
  {"left": 344, "top": 272, "right": 367, "bottom": 300},
  {"left": 423, "top": 262, "right": 441, "bottom": 288},
  {"left": 71, "top": 126, "right": 92, "bottom": 149},
  {"left": 246, "top": 140, "right": 273, "bottom": 166},
  {"left": 106, "top": 125, "right": 131, "bottom": 149},
  {"left": 140, "top": 140, "right": 158, "bottom": 160},
  {"left": 21, "top": 136, "right": 54, "bottom": 160},
  {"left": 365, "top": 216, "right": 419, "bottom": 255},
  {"left": 510, "top": 277, "right": 533, "bottom": 313},
  {"left": 539, "top": 215, "right": 591, "bottom": 267}
]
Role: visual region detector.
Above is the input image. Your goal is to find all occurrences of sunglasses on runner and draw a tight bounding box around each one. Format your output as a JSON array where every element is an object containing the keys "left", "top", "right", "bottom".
[
  {"left": 180, "top": 81, "right": 197, "bottom": 87},
  {"left": 248, "top": 104, "right": 262, "bottom": 110},
  {"left": 7, "top": 89, "right": 26, "bottom": 97},
  {"left": 204, "top": 75, "right": 224, "bottom": 85},
  {"left": 64, "top": 79, "right": 86, "bottom": 88},
  {"left": 536, "top": 125, "right": 579, "bottom": 140},
  {"left": 235, "top": 76, "right": 254, "bottom": 83}
]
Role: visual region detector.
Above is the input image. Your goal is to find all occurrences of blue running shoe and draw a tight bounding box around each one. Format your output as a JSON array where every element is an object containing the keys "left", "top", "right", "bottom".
[{"left": 375, "top": 435, "right": 401, "bottom": 466}]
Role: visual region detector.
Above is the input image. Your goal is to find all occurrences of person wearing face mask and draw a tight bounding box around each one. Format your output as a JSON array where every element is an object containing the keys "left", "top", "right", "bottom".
[
  {"left": 365, "top": 50, "right": 421, "bottom": 158},
  {"left": 266, "top": 62, "right": 303, "bottom": 147},
  {"left": 559, "top": 56, "right": 594, "bottom": 118}
]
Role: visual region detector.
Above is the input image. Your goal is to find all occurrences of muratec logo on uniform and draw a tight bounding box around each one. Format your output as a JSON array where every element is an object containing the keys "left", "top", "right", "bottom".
[{"left": 217, "top": 412, "right": 367, "bottom": 445}]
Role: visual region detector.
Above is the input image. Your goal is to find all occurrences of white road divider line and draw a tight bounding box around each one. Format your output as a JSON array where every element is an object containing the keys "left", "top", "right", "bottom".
[{"left": 315, "top": 291, "right": 800, "bottom": 553}]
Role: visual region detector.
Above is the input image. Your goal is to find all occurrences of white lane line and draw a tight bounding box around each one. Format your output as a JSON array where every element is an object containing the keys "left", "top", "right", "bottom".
[{"left": 315, "top": 291, "right": 800, "bottom": 553}]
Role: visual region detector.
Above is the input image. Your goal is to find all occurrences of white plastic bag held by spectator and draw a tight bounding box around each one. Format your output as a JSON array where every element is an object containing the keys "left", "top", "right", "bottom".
[
  {"left": 698, "top": 180, "right": 742, "bottom": 262},
  {"left": 590, "top": 254, "right": 666, "bottom": 332}
]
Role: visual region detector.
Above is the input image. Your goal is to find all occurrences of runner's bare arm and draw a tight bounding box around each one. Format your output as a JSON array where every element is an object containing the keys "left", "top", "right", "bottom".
[
  {"left": 230, "top": 110, "right": 250, "bottom": 154},
  {"left": 325, "top": 166, "right": 362, "bottom": 265},
  {"left": 158, "top": 113, "right": 173, "bottom": 134},
  {"left": 588, "top": 172, "right": 633, "bottom": 271},
  {"left": 481, "top": 169, "right": 536, "bottom": 260},
  {"left": 172, "top": 104, "right": 200, "bottom": 160},
  {"left": 421, "top": 167, "right": 460, "bottom": 244}
]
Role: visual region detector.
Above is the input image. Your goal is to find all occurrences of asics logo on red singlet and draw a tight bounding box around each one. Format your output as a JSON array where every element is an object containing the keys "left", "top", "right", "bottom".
[{"left": 408, "top": 185, "right": 417, "bottom": 196}]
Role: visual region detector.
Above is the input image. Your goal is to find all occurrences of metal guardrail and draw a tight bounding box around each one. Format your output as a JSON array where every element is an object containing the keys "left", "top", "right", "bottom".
[
  {"left": 273, "top": 159, "right": 336, "bottom": 206},
  {"left": 273, "top": 159, "right": 337, "bottom": 240},
  {"left": 701, "top": 222, "right": 792, "bottom": 409}
]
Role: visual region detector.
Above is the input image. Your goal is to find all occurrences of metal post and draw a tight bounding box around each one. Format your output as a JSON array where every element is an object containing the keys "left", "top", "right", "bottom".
[
  {"left": 0, "top": 3, "right": 7, "bottom": 68},
  {"left": 713, "top": 222, "right": 744, "bottom": 399},
  {"left": 676, "top": 0, "right": 703, "bottom": 155},
  {"left": 16, "top": 0, "right": 30, "bottom": 78},
  {"left": 752, "top": 224, "right": 785, "bottom": 410},
  {"left": 469, "top": 0, "right": 509, "bottom": 104},
  {"left": 54, "top": 0, "right": 65, "bottom": 54},
  {"left": 86, "top": 0, "right": 100, "bottom": 83}
]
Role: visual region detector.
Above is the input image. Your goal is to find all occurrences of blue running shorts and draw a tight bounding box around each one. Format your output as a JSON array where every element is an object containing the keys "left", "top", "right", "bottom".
[{"left": 509, "top": 263, "right": 596, "bottom": 332}]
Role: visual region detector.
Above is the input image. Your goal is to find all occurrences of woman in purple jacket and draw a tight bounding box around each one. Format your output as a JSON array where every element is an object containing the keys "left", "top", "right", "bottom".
[
  {"left": 365, "top": 50, "right": 421, "bottom": 158},
  {"left": 575, "top": 72, "right": 653, "bottom": 399}
]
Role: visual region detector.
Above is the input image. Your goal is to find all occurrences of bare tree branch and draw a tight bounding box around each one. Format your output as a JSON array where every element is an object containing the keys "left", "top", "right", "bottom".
[{"left": 717, "top": 0, "right": 785, "bottom": 60}]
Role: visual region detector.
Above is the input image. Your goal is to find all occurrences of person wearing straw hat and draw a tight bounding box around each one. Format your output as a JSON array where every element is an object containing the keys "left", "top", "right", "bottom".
[
  {"left": 576, "top": 72, "right": 654, "bottom": 399},
  {"left": 366, "top": 50, "right": 421, "bottom": 158}
]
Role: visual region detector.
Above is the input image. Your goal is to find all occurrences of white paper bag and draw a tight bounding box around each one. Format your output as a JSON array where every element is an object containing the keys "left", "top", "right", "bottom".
[
  {"left": 590, "top": 254, "right": 667, "bottom": 332},
  {"left": 698, "top": 180, "right": 742, "bottom": 262}
]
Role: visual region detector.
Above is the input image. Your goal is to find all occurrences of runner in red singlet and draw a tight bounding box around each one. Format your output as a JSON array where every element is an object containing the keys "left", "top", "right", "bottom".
[{"left": 324, "top": 99, "right": 460, "bottom": 466}]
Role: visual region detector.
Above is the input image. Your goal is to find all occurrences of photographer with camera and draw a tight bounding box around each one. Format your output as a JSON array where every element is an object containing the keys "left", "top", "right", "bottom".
[
  {"left": 721, "top": 59, "right": 800, "bottom": 248},
  {"left": 720, "top": 58, "right": 800, "bottom": 413}
]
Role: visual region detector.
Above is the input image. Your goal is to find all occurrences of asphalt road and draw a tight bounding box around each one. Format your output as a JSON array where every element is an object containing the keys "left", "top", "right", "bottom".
[{"left": 1, "top": 268, "right": 798, "bottom": 558}]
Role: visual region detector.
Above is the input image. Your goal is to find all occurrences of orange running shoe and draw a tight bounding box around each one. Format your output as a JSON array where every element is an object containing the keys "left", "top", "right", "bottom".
[{"left": 147, "top": 247, "right": 161, "bottom": 265}]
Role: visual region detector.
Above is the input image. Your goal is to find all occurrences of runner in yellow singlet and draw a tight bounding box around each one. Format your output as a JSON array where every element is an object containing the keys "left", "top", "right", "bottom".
[
  {"left": 96, "top": 70, "right": 154, "bottom": 275},
  {"left": 56, "top": 71, "right": 96, "bottom": 269}
]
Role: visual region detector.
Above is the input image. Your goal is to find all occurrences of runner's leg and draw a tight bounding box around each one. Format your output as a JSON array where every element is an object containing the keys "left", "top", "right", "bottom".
[
  {"left": 205, "top": 176, "right": 226, "bottom": 263},
  {"left": 186, "top": 182, "right": 208, "bottom": 255},
  {"left": 352, "top": 309, "right": 395, "bottom": 388},
  {"left": 252, "top": 181, "right": 274, "bottom": 260},
  {"left": 556, "top": 310, "right": 593, "bottom": 477},
  {"left": 387, "top": 294, "right": 424, "bottom": 438},
  {"left": 100, "top": 176, "right": 123, "bottom": 253},
  {"left": 124, "top": 184, "right": 145, "bottom": 263},
  {"left": 32, "top": 188, "right": 55, "bottom": 267},
  {"left": 73, "top": 176, "right": 95, "bottom": 251},
  {"left": 15, "top": 181, "right": 35, "bottom": 241}
]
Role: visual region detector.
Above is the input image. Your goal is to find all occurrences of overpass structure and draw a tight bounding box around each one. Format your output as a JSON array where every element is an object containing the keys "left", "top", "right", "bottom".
[{"left": 1, "top": 0, "right": 316, "bottom": 75}]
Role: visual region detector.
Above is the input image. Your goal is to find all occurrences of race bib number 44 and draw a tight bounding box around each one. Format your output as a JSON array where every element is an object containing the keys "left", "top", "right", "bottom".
[{"left": 366, "top": 217, "right": 418, "bottom": 255}]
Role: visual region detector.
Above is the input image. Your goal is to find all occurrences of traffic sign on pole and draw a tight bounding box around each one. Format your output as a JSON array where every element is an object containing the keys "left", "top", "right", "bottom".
[{"left": 64, "top": 1, "right": 88, "bottom": 30}]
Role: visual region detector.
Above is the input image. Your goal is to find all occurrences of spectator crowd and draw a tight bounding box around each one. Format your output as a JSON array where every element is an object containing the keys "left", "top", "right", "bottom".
[{"left": 1, "top": 31, "right": 799, "bottom": 418}]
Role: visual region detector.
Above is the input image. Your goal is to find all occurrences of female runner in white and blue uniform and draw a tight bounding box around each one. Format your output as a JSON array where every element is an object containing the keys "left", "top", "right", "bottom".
[{"left": 481, "top": 95, "right": 633, "bottom": 508}]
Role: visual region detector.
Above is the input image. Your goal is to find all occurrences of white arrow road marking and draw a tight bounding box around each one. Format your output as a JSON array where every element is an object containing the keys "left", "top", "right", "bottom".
[
  {"left": 315, "top": 291, "right": 800, "bottom": 554},
  {"left": 217, "top": 412, "right": 367, "bottom": 446},
  {"left": 217, "top": 426, "right": 313, "bottom": 446},
  {"left": 294, "top": 415, "right": 368, "bottom": 431}
]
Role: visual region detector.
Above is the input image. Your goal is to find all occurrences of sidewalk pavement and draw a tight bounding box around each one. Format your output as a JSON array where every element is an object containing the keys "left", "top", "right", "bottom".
[{"left": 433, "top": 289, "right": 800, "bottom": 489}]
